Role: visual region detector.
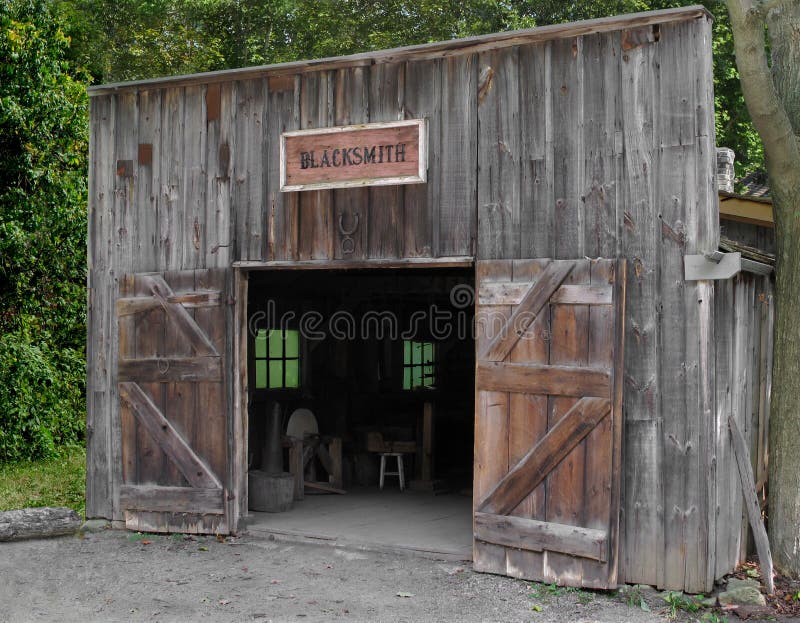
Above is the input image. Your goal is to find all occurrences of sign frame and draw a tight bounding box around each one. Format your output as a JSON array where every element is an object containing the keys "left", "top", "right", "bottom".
[{"left": 279, "top": 119, "right": 427, "bottom": 192}]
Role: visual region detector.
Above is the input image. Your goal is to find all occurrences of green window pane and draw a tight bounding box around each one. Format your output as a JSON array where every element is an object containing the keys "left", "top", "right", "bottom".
[
  {"left": 255, "top": 329, "right": 267, "bottom": 359},
  {"left": 268, "top": 329, "right": 283, "bottom": 357},
  {"left": 269, "top": 360, "right": 283, "bottom": 388},
  {"left": 255, "top": 360, "right": 267, "bottom": 389},
  {"left": 412, "top": 366, "right": 422, "bottom": 389},
  {"left": 403, "top": 367, "right": 411, "bottom": 390},
  {"left": 404, "top": 340, "right": 411, "bottom": 365},
  {"left": 424, "top": 364, "right": 434, "bottom": 385},
  {"left": 413, "top": 342, "right": 422, "bottom": 365},
  {"left": 285, "top": 360, "right": 299, "bottom": 388},
  {"left": 423, "top": 342, "right": 433, "bottom": 364},
  {"left": 285, "top": 330, "right": 299, "bottom": 358}
]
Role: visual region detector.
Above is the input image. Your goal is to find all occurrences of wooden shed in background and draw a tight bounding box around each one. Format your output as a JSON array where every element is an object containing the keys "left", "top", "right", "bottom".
[{"left": 85, "top": 5, "right": 774, "bottom": 593}]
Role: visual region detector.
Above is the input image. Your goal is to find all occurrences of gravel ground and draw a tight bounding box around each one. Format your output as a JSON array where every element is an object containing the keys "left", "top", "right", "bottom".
[{"left": 0, "top": 529, "right": 669, "bottom": 623}]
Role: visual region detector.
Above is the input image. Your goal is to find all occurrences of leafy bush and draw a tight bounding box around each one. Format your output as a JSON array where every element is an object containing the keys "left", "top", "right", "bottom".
[
  {"left": 0, "top": 0, "right": 88, "bottom": 462},
  {"left": 0, "top": 328, "right": 84, "bottom": 461}
]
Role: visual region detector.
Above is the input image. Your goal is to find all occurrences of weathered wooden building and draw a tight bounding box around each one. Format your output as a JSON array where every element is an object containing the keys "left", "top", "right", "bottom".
[{"left": 86, "top": 6, "right": 773, "bottom": 593}]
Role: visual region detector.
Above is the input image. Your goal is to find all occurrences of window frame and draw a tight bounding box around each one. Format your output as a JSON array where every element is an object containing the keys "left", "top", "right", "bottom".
[
  {"left": 253, "top": 328, "right": 301, "bottom": 391},
  {"left": 402, "top": 339, "right": 437, "bottom": 390}
]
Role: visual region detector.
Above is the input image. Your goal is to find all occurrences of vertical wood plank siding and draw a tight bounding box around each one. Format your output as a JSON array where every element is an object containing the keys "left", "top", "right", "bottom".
[{"left": 86, "top": 11, "right": 757, "bottom": 592}]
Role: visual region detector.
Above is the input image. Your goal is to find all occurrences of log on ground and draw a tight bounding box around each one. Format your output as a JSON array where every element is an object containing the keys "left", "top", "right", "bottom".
[{"left": 0, "top": 507, "right": 82, "bottom": 541}]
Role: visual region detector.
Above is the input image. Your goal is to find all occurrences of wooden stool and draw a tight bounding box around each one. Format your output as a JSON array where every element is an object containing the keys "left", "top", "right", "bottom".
[{"left": 379, "top": 453, "right": 405, "bottom": 491}]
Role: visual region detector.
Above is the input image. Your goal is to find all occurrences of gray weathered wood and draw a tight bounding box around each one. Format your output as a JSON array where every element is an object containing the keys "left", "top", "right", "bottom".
[
  {"left": 551, "top": 36, "right": 585, "bottom": 259},
  {"left": 205, "top": 81, "right": 235, "bottom": 269},
  {"left": 136, "top": 89, "right": 161, "bottom": 272},
  {"left": 233, "top": 78, "right": 266, "bottom": 261},
  {"left": 402, "top": 59, "right": 439, "bottom": 257},
  {"left": 120, "top": 485, "right": 224, "bottom": 514},
  {"left": 118, "top": 357, "right": 222, "bottom": 382},
  {"left": 439, "top": 54, "right": 477, "bottom": 257},
  {"left": 519, "top": 43, "right": 551, "bottom": 257},
  {"left": 619, "top": 22, "right": 663, "bottom": 588},
  {"left": 476, "top": 362, "right": 610, "bottom": 397},
  {"left": 474, "top": 512, "right": 608, "bottom": 562},
  {"left": 368, "top": 62, "right": 404, "bottom": 258},
  {"left": 478, "top": 397, "right": 611, "bottom": 516},
  {"left": 266, "top": 76, "right": 299, "bottom": 261},
  {"left": 181, "top": 85, "right": 207, "bottom": 269},
  {"left": 332, "top": 67, "right": 369, "bottom": 259},
  {"left": 119, "top": 381, "right": 223, "bottom": 490},
  {"left": 479, "top": 283, "right": 611, "bottom": 306},
  {"left": 477, "top": 46, "right": 520, "bottom": 259},
  {"left": 159, "top": 87, "right": 185, "bottom": 270},
  {"left": 86, "top": 94, "right": 115, "bottom": 520},
  {"left": 481, "top": 261, "right": 574, "bottom": 361},
  {"left": 0, "top": 507, "right": 82, "bottom": 541},
  {"left": 729, "top": 416, "right": 774, "bottom": 594},
  {"left": 298, "top": 71, "right": 334, "bottom": 260}
]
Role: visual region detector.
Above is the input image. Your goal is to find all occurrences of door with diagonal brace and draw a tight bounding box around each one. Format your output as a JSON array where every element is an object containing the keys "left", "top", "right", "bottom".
[
  {"left": 116, "top": 269, "right": 233, "bottom": 534},
  {"left": 473, "top": 259, "right": 625, "bottom": 588}
]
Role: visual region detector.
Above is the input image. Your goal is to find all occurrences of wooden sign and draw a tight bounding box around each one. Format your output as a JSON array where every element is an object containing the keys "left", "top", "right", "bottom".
[{"left": 280, "top": 119, "right": 427, "bottom": 192}]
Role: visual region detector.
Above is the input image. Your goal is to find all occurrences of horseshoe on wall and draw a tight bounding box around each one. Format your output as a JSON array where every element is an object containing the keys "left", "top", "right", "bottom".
[
  {"left": 338, "top": 211, "right": 360, "bottom": 236},
  {"left": 338, "top": 211, "right": 360, "bottom": 255}
]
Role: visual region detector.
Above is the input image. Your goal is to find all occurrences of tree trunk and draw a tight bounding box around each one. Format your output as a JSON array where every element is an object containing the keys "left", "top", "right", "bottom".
[
  {"left": 726, "top": 0, "right": 800, "bottom": 577},
  {"left": 764, "top": 2, "right": 800, "bottom": 579},
  {"left": 768, "top": 183, "right": 800, "bottom": 577}
]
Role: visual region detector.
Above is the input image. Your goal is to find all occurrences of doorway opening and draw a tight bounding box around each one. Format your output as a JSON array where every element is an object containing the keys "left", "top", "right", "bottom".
[{"left": 244, "top": 267, "right": 475, "bottom": 557}]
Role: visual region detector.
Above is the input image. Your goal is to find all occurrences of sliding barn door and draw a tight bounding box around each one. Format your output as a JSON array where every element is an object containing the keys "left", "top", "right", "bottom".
[
  {"left": 473, "top": 259, "right": 625, "bottom": 588},
  {"left": 116, "top": 269, "right": 234, "bottom": 534}
]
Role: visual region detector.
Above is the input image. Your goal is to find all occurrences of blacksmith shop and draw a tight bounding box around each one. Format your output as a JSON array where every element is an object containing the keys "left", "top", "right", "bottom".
[{"left": 86, "top": 5, "right": 773, "bottom": 592}]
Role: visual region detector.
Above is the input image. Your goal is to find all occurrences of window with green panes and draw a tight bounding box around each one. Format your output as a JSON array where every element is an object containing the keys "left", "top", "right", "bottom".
[
  {"left": 254, "top": 329, "right": 300, "bottom": 389},
  {"left": 403, "top": 340, "right": 436, "bottom": 390}
]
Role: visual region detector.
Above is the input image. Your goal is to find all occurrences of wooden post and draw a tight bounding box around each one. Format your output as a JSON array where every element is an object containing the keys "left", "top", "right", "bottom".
[
  {"left": 288, "top": 438, "right": 304, "bottom": 501},
  {"left": 328, "top": 437, "right": 343, "bottom": 489},
  {"left": 422, "top": 401, "right": 434, "bottom": 482}
]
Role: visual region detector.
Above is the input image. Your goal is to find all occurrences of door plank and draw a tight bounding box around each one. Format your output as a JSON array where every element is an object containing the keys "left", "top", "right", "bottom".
[
  {"left": 120, "top": 485, "right": 224, "bottom": 514},
  {"left": 143, "top": 275, "right": 218, "bottom": 356},
  {"left": 474, "top": 260, "right": 513, "bottom": 575},
  {"left": 544, "top": 260, "right": 590, "bottom": 585},
  {"left": 118, "top": 357, "right": 222, "bottom": 383},
  {"left": 117, "top": 291, "right": 221, "bottom": 315},
  {"left": 132, "top": 275, "right": 168, "bottom": 486},
  {"left": 479, "top": 283, "right": 612, "bottom": 306},
  {"left": 474, "top": 512, "right": 608, "bottom": 562},
  {"left": 481, "top": 261, "right": 574, "bottom": 362},
  {"left": 119, "top": 381, "right": 222, "bottom": 489},
  {"left": 506, "top": 259, "right": 550, "bottom": 578},
  {"left": 476, "top": 361, "right": 610, "bottom": 398},
  {"left": 478, "top": 396, "right": 611, "bottom": 516}
]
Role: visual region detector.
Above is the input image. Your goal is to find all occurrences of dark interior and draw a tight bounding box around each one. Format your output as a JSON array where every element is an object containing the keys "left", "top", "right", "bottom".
[{"left": 246, "top": 267, "right": 475, "bottom": 492}]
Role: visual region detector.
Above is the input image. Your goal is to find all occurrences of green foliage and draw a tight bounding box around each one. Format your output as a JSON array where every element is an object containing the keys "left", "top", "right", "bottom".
[
  {"left": 0, "top": 0, "right": 88, "bottom": 462},
  {"left": 0, "top": 445, "right": 85, "bottom": 514},
  {"left": 662, "top": 591, "right": 705, "bottom": 618},
  {"left": 528, "top": 581, "right": 594, "bottom": 608},
  {"left": 0, "top": 329, "right": 85, "bottom": 461},
  {"left": 619, "top": 584, "right": 652, "bottom": 611}
]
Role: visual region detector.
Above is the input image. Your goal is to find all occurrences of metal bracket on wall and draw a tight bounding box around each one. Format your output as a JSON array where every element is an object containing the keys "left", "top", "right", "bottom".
[
  {"left": 684, "top": 251, "right": 773, "bottom": 281},
  {"left": 684, "top": 252, "right": 741, "bottom": 281}
]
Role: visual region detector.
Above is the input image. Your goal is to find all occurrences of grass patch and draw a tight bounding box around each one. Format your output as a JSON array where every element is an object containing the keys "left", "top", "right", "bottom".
[{"left": 0, "top": 446, "right": 86, "bottom": 517}]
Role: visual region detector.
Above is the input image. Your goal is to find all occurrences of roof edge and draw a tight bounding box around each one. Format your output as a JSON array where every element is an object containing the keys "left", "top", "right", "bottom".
[{"left": 88, "top": 5, "right": 711, "bottom": 97}]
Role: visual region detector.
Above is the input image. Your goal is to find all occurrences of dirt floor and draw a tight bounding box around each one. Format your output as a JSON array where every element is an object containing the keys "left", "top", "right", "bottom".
[{"left": 0, "top": 528, "right": 670, "bottom": 623}]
